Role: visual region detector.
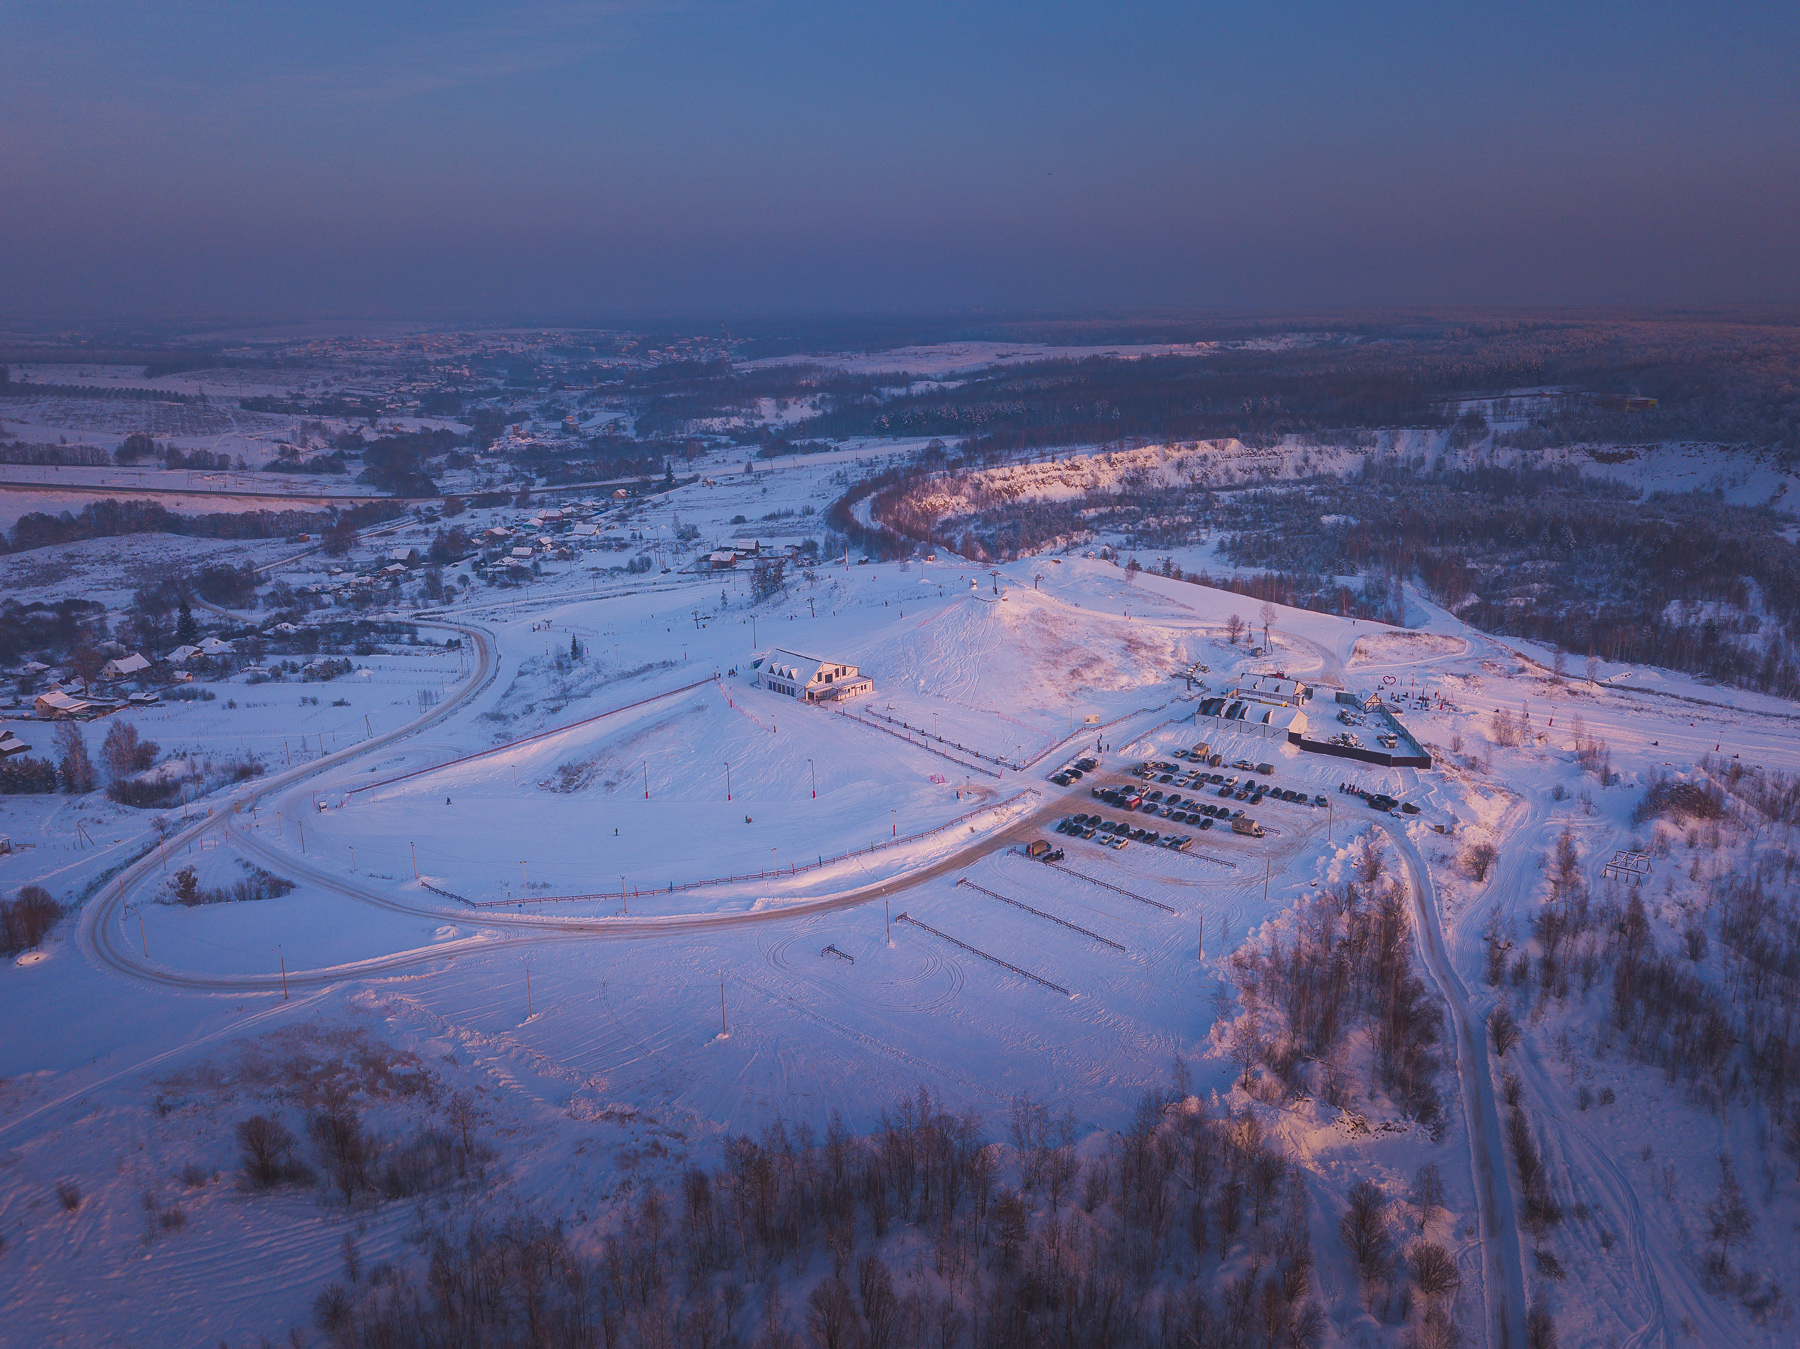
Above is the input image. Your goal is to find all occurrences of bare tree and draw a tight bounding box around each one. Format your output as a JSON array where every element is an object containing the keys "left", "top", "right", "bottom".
[
  {"left": 55, "top": 720, "right": 95, "bottom": 794},
  {"left": 446, "top": 1091, "right": 478, "bottom": 1154},
  {"left": 1489, "top": 1005, "right": 1521, "bottom": 1058},
  {"left": 1225, "top": 613, "right": 1246, "bottom": 645},
  {"left": 1410, "top": 1240, "right": 1460, "bottom": 1306},
  {"left": 1338, "top": 1179, "right": 1393, "bottom": 1280},
  {"left": 1704, "top": 1158, "right": 1752, "bottom": 1263},
  {"left": 236, "top": 1114, "right": 298, "bottom": 1187},
  {"left": 1410, "top": 1162, "right": 1445, "bottom": 1230},
  {"left": 1259, "top": 601, "right": 1277, "bottom": 648}
]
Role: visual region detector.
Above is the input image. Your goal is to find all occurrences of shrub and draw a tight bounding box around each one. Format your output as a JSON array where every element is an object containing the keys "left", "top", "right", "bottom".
[
  {"left": 236, "top": 1114, "right": 311, "bottom": 1188},
  {"left": 0, "top": 885, "right": 61, "bottom": 955}
]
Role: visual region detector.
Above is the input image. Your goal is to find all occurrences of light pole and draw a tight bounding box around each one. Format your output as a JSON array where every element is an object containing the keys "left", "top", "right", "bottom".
[
  {"left": 808, "top": 758, "right": 815, "bottom": 799},
  {"left": 724, "top": 761, "right": 731, "bottom": 801},
  {"left": 891, "top": 808, "right": 897, "bottom": 838}
]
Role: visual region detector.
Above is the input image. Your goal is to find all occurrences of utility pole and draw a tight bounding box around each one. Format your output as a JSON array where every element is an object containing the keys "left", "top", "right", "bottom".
[
  {"left": 724, "top": 762, "right": 731, "bottom": 801},
  {"left": 808, "top": 758, "right": 815, "bottom": 799},
  {"left": 279, "top": 949, "right": 289, "bottom": 1001},
  {"left": 720, "top": 976, "right": 728, "bottom": 1036},
  {"left": 1198, "top": 916, "right": 1204, "bottom": 961},
  {"left": 137, "top": 907, "right": 147, "bottom": 957},
  {"left": 520, "top": 860, "right": 528, "bottom": 887},
  {"left": 1264, "top": 857, "right": 1270, "bottom": 905},
  {"left": 525, "top": 961, "right": 532, "bottom": 1017},
  {"left": 643, "top": 763, "right": 649, "bottom": 799},
  {"left": 411, "top": 842, "right": 418, "bottom": 878},
  {"left": 886, "top": 899, "right": 891, "bottom": 945},
  {"left": 621, "top": 875, "right": 627, "bottom": 914}
]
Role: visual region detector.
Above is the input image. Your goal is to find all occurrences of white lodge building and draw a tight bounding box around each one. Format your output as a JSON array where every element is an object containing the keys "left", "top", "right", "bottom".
[{"left": 759, "top": 650, "right": 874, "bottom": 703}]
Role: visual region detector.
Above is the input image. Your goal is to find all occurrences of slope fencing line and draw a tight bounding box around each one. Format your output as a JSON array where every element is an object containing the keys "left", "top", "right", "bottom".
[
  {"left": 347, "top": 677, "right": 717, "bottom": 798},
  {"left": 829, "top": 705, "right": 1002, "bottom": 779},
  {"left": 470, "top": 790, "right": 1039, "bottom": 906},
  {"left": 894, "top": 913, "right": 1072, "bottom": 997},
  {"left": 1019, "top": 699, "right": 1176, "bottom": 769},
  {"left": 955, "top": 879, "right": 1124, "bottom": 951},
  {"left": 855, "top": 697, "right": 1173, "bottom": 772},
  {"left": 1031, "top": 857, "right": 1175, "bottom": 913}
]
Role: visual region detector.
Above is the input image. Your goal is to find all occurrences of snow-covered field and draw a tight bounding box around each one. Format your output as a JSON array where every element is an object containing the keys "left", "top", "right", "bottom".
[{"left": 3, "top": 446, "right": 1800, "bottom": 1348}]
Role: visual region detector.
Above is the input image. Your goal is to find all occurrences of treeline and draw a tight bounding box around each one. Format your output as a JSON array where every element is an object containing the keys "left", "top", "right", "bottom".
[
  {"left": 627, "top": 362, "right": 889, "bottom": 440},
  {"left": 1, "top": 497, "right": 402, "bottom": 555},
  {"left": 285, "top": 1076, "right": 1482, "bottom": 1349},
  {"left": 0, "top": 380, "right": 192, "bottom": 402},
  {"left": 1220, "top": 834, "right": 1447, "bottom": 1129},
  {"left": 802, "top": 313, "right": 1800, "bottom": 454},
  {"left": 0, "top": 442, "right": 112, "bottom": 466},
  {"left": 1491, "top": 818, "right": 1800, "bottom": 1174},
  {"left": 0, "top": 597, "right": 108, "bottom": 664},
  {"left": 1212, "top": 467, "right": 1800, "bottom": 698}
]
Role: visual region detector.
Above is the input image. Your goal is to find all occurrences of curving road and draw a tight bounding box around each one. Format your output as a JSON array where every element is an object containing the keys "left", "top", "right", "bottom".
[{"left": 80, "top": 614, "right": 503, "bottom": 984}]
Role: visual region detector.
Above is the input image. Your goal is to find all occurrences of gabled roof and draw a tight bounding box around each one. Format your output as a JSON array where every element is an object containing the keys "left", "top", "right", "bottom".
[{"left": 100, "top": 653, "right": 152, "bottom": 678}]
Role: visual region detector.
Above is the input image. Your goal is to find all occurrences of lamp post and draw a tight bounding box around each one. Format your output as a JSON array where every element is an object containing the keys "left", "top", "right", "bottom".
[
  {"left": 724, "top": 762, "right": 731, "bottom": 801},
  {"left": 808, "top": 758, "right": 815, "bottom": 799}
]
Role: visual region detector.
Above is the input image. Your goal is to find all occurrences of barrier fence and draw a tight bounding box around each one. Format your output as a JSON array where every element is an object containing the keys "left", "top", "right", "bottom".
[
  {"left": 468, "top": 790, "right": 1039, "bottom": 907},
  {"left": 894, "top": 912, "right": 1072, "bottom": 996},
  {"left": 832, "top": 706, "right": 1001, "bottom": 779},
  {"left": 1032, "top": 857, "right": 1175, "bottom": 913},
  {"left": 955, "top": 878, "right": 1124, "bottom": 951}
]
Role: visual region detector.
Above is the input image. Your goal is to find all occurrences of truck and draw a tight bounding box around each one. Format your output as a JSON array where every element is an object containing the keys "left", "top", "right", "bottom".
[
  {"left": 1025, "top": 839, "right": 1065, "bottom": 861},
  {"left": 1231, "top": 817, "right": 1265, "bottom": 838}
]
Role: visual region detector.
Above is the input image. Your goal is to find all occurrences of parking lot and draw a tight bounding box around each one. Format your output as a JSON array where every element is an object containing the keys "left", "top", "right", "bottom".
[{"left": 1045, "top": 749, "right": 1332, "bottom": 854}]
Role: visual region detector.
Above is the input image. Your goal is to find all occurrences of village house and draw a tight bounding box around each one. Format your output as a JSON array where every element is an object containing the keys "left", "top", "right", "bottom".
[
  {"left": 98, "top": 652, "right": 152, "bottom": 682},
  {"left": 35, "top": 689, "right": 92, "bottom": 719},
  {"left": 758, "top": 650, "right": 874, "bottom": 703}
]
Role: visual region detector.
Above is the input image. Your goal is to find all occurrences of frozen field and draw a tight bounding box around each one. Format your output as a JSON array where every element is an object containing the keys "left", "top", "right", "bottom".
[{"left": 3, "top": 452, "right": 1800, "bottom": 1346}]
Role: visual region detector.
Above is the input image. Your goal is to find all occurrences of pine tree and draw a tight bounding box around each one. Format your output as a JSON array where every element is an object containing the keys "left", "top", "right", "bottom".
[{"left": 176, "top": 600, "right": 198, "bottom": 645}]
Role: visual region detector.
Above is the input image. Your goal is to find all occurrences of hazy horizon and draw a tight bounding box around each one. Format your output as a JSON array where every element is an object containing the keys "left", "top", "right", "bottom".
[{"left": 5, "top": 1, "right": 1798, "bottom": 321}]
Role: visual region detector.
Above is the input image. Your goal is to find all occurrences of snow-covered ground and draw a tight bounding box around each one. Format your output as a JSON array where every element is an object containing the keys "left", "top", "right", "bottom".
[{"left": 3, "top": 447, "right": 1800, "bottom": 1347}]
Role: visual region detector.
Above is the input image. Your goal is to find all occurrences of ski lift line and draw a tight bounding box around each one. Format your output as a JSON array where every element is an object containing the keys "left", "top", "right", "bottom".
[
  {"left": 346, "top": 676, "right": 717, "bottom": 797},
  {"left": 894, "top": 912, "right": 1072, "bottom": 997},
  {"left": 1032, "top": 858, "right": 1176, "bottom": 912},
  {"left": 955, "top": 878, "right": 1124, "bottom": 951}
]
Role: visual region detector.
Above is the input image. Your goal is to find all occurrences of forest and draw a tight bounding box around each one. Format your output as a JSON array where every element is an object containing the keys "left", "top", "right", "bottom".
[
  {"left": 0, "top": 498, "right": 402, "bottom": 555},
  {"left": 786, "top": 313, "right": 1800, "bottom": 457},
  {"left": 860, "top": 459, "right": 1800, "bottom": 698}
]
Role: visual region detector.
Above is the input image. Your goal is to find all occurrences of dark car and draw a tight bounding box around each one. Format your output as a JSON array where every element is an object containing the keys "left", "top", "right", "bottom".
[
  {"left": 1076, "top": 758, "right": 1097, "bottom": 771},
  {"left": 1217, "top": 786, "right": 1234, "bottom": 798},
  {"left": 1200, "top": 817, "right": 1215, "bottom": 830}
]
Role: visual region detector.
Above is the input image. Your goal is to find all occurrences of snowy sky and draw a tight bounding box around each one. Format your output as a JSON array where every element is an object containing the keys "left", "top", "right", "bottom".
[{"left": 3, "top": 0, "right": 1798, "bottom": 317}]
